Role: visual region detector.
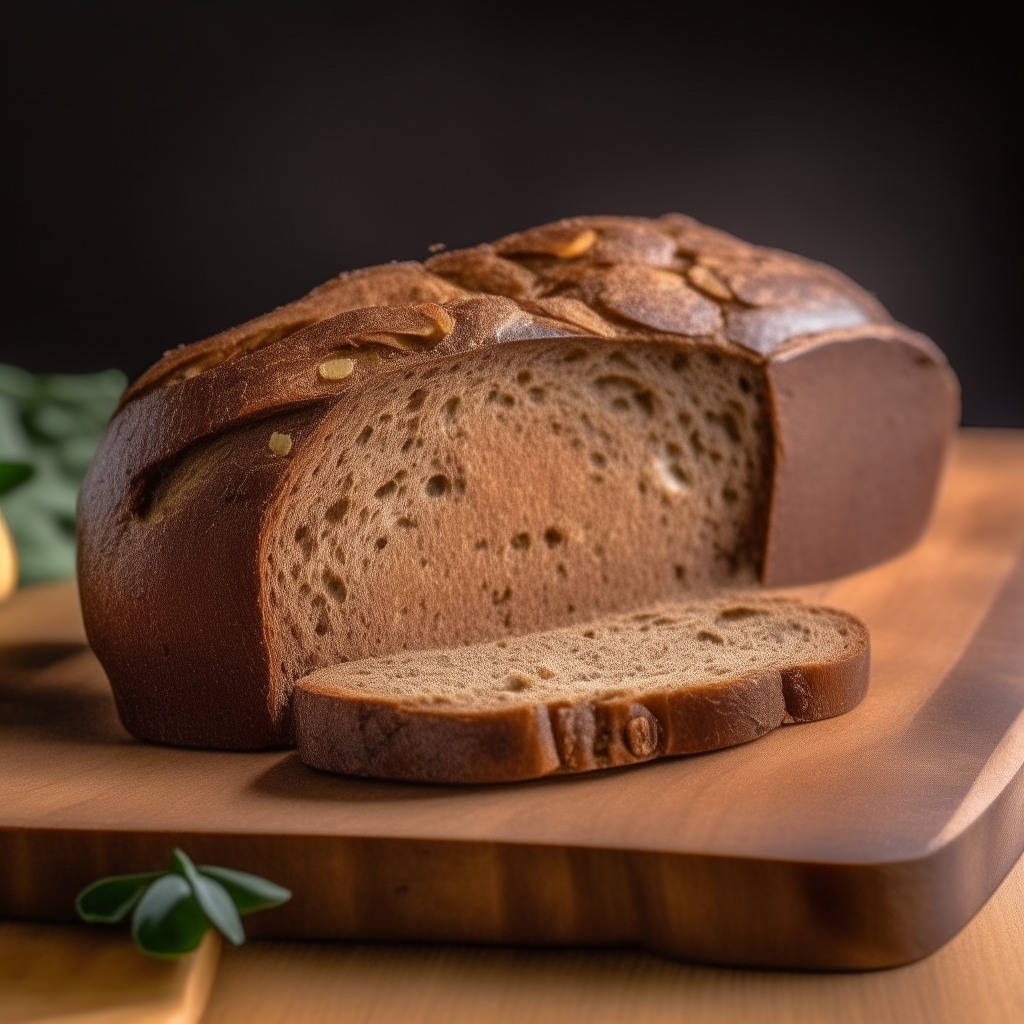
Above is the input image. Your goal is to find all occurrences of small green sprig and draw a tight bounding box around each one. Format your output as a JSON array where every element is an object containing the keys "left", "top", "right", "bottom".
[{"left": 75, "top": 848, "right": 291, "bottom": 957}]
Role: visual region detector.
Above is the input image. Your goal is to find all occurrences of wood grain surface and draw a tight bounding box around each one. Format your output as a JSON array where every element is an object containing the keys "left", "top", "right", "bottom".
[
  {"left": 2, "top": 430, "right": 1023, "bottom": 970},
  {"left": 0, "top": 926, "right": 218, "bottom": 1024},
  {"left": 197, "top": 849, "right": 1024, "bottom": 1024}
]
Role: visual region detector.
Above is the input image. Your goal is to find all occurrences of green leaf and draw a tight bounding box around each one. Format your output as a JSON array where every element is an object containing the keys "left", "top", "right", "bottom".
[
  {"left": 131, "top": 873, "right": 209, "bottom": 957},
  {"left": 75, "top": 872, "right": 163, "bottom": 923},
  {"left": 76, "top": 849, "right": 291, "bottom": 957},
  {"left": 0, "top": 462, "right": 33, "bottom": 497},
  {"left": 198, "top": 865, "right": 292, "bottom": 915},
  {"left": 171, "top": 848, "right": 245, "bottom": 946}
]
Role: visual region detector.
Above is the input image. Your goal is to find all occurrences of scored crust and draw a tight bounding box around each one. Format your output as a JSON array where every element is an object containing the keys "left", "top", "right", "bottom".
[
  {"left": 294, "top": 597, "right": 871, "bottom": 783},
  {"left": 77, "top": 214, "right": 957, "bottom": 751}
]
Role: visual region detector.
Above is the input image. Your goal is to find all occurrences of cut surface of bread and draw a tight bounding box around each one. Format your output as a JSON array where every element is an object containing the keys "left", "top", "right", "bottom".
[
  {"left": 294, "top": 597, "right": 870, "bottom": 783},
  {"left": 265, "top": 341, "right": 774, "bottom": 712}
]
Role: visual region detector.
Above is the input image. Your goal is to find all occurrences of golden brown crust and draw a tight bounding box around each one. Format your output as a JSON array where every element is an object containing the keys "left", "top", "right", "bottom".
[
  {"left": 122, "top": 263, "right": 470, "bottom": 405},
  {"left": 118, "top": 212, "right": 908, "bottom": 411},
  {"left": 77, "top": 214, "right": 956, "bottom": 752}
]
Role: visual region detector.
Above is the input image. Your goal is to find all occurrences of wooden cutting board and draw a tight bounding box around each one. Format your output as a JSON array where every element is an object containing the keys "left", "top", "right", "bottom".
[{"left": 2, "top": 430, "right": 1022, "bottom": 971}]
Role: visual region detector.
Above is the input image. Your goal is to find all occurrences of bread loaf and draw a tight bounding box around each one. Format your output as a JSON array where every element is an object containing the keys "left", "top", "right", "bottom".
[
  {"left": 77, "top": 214, "right": 958, "bottom": 751},
  {"left": 295, "top": 597, "right": 870, "bottom": 783}
]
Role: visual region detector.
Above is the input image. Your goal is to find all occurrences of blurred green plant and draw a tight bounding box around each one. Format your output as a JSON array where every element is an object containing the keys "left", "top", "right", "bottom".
[
  {"left": 0, "top": 461, "right": 34, "bottom": 496},
  {"left": 0, "top": 363, "right": 126, "bottom": 584},
  {"left": 76, "top": 847, "right": 291, "bottom": 957}
]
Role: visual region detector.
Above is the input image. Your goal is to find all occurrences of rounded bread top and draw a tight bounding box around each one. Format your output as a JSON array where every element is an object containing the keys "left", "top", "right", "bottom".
[{"left": 121, "top": 213, "right": 899, "bottom": 408}]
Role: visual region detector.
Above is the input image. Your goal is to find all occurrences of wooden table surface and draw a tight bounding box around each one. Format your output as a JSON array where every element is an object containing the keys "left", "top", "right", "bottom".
[{"left": 199, "top": 853, "right": 1024, "bottom": 1024}]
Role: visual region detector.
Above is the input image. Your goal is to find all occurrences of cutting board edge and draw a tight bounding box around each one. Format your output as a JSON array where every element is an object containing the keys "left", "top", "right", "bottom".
[{"left": 4, "top": 759, "right": 1021, "bottom": 971}]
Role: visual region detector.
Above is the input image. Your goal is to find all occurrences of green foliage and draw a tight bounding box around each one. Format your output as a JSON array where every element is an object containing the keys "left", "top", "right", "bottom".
[
  {"left": 0, "top": 363, "right": 127, "bottom": 584},
  {"left": 131, "top": 874, "right": 209, "bottom": 957},
  {"left": 75, "top": 848, "right": 291, "bottom": 958},
  {"left": 196, "top": 864, "right": 293, "bottom": 914},
  {"left": 171, "top": 848, "right": 245, "bottom": 947},
  {"left": 75, "top": 871, "right": 163, "bottom": 923},
  {"left": 0, "top": 462, "right": 34, "bottom": 497}
]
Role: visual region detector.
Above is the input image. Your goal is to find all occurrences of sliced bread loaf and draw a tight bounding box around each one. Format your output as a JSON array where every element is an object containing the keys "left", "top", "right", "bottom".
[
  {"left": 78, "top": 214, "right": 950, "bottom": 751},
  {"left": 294, "top": 596, "right": 870, "bottom": 783}
]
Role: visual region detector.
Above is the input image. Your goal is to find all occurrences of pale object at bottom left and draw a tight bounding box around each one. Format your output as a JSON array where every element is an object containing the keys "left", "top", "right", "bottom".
[
  {"left": 0, "top": 922, "right": 220, "bottom": 1024},
  {"left": 0, "top": 510, "right": 17, "bottom": 601}
]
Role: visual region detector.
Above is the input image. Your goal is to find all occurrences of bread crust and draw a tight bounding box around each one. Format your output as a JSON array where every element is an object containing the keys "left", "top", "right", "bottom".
[
  {"left": 293, "top": 603, "right": 871, "bottom": 784},
  {"left": 77, "top": 214, "right": 955, "bottom": 751}
]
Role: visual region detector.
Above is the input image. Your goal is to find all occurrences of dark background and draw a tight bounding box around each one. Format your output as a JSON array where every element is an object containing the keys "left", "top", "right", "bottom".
[{"left": 3, "top": 5, "right": 1020, "bottom": 425}]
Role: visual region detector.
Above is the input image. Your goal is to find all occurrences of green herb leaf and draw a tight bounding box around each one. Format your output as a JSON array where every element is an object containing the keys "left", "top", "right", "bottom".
[
  {"left": 198, "top": 865, "right": 292, "bottom": 915},
  {"left": 75, "top": 872, "right": 163, "bottom": 923},
  {"left": 171, "top": 848, "right": 245, "bottom": 946},
  {"left": 0, "top": 462, "right": 34, "bottom": 497},
  {"left": 78, "top": 849, "right": 291, "bottom": 958},
  {"left": 131, "top": 873, "right": 209, "bottom": 957}
]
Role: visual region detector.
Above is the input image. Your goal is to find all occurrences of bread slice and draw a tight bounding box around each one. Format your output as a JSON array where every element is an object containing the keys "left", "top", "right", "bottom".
[
  {"left": 294, "top": 596, "right": 870, "bottom": 783},
  {"left": 78, "top": 214, "right": 953, "bottom": 752}
]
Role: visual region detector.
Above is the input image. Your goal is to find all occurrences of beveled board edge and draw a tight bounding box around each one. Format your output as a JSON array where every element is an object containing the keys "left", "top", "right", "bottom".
[{"left": 2, "top": 770, "right": 1021, "bottom": 972}]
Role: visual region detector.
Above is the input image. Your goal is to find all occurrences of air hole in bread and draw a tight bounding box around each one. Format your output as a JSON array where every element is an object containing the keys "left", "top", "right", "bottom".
[
  {"left": 425, "top": 475, "right": 450, "bottom": 497},
  {"left": 718, "top": 606, "right": 762, "bottom": 621},
  {"left": 697, "top": 630, "right": 725, "bottom": 644},
  {"left": 504, "top": 672, "right": 533, "bottom": 691},
  {"left": 295, "top": 526, "right": 315, "bottom": 559}
]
